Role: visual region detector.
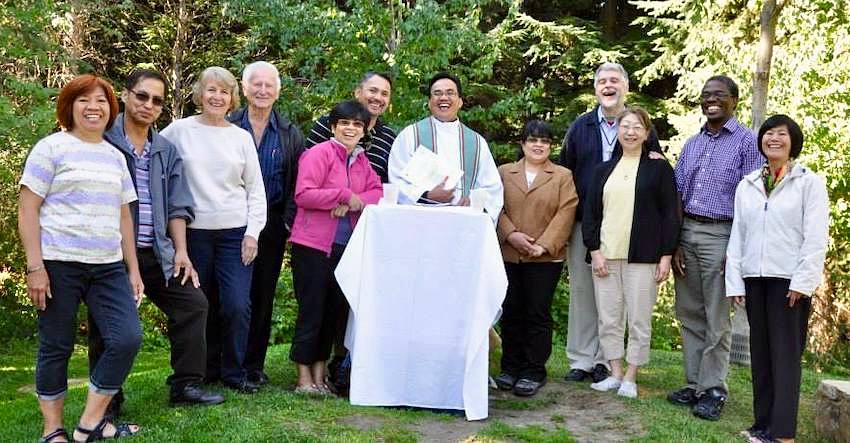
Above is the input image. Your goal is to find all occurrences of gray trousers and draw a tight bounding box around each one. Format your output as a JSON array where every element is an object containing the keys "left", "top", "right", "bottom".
[
  {"left": 674, "top": 219, "right": 732, "bottom": 393},
  {"left": 566, "top": 223, "right": 606, "bottom": 370}
]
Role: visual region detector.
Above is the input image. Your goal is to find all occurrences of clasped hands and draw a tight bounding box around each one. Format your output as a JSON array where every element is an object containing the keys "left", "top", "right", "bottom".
[
  {"left": 331, "top": 193, "right": 365, "bottom": 218},
  {"left": 507, "top": 231, "right": 546, "bottom": 258}
]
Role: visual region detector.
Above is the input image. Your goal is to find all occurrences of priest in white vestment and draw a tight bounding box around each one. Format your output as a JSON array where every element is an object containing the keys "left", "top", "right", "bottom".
[{"left": 388, "top": 72, "right": 503, "bottom": 222}]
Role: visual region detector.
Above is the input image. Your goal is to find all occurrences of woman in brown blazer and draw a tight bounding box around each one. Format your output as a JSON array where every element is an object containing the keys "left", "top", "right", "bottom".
[{"left": 494, "top": 120, "right": 578, "bottom": 396}]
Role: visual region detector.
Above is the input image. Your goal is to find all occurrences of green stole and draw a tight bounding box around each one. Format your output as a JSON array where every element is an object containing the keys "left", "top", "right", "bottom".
[{"left": 413, "top": 117, "right": 481, "bottom": 198}]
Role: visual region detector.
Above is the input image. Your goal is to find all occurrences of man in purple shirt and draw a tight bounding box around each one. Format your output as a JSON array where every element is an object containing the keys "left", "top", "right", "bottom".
[{"left": 668, "top": 75, "right": 761, "bottom": 421}]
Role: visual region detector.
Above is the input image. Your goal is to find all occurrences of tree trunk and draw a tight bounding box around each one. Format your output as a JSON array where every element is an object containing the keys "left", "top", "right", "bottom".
[
  {"left": 751, "top": 0, "right": 787, "bottom": 129},
  {"left": 734, "top": 0, "right": 789, "bottom": 366},
  {"left": 600, "top": 0, "right": 618, "bottom": 40},
  {"left": 170, "top": 0, "right": 189, "bottom": 120}
]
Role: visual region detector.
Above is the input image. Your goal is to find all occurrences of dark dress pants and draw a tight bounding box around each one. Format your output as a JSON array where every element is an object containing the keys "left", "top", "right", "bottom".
[
  {"left": 745, "top": 277, "right": 811, "bottom": 439},
  {"left": 89, "top": 248, "right": 209, "bottom": 391},
  {"left": 244, "top": 207, "right": 288, "bottom": 376},
  {"left": 500, "top": 261, "right": 564, "bottom": 382},
  {"left": 289, "top": 243, "right": 347, "bottom": 365}
]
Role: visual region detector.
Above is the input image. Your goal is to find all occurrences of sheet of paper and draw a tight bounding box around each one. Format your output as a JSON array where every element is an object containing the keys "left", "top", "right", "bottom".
[{"left": 401, "top": 145, "right": 464, "bottom": 191}]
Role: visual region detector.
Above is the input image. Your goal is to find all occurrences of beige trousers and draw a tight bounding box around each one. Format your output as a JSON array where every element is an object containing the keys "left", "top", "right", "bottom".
[
  {"left": 566, "top": 223, "right": 607, "bottom": 370},
  {"left": 592, "top": 260, "right": 657, "bottom": 366}
]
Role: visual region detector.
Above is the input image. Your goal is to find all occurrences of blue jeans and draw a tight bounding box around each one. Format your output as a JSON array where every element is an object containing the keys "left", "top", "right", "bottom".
[
  {"left": 37, "top": 261, "right": 142, "bottom": 400},
  {"left": 188, "top": 227, "right": 254, "bottom": 384}
]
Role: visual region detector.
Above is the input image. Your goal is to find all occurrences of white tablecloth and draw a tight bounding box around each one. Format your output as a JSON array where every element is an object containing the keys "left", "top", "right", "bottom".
[{"left": 335, "top": 204, "right": 507, "bottom": 420}]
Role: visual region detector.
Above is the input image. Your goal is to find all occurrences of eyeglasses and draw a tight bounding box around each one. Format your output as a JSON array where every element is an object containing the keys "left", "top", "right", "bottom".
[
  {"left": 620, "top": 125, "right": 646, "bottom": 133},
  {"left": 431, "top": 90, "right": 458, "bottom": 98},
  {"left": 700, "top": 91, "right": 730, "bottom": 100},
  {"left": 525, "top": 137, "right": 552, "bottom": 145},
  {"left": 129, "top": 89, "right": 165, "bottom": 107}
]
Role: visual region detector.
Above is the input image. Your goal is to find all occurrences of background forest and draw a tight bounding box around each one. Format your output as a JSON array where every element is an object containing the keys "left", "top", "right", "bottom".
[{"left": 2, "top": 0, "right": 849, "bottom": 370}]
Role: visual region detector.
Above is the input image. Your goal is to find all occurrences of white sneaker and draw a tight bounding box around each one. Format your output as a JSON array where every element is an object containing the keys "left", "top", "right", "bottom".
[
  {"left": 617, "top": 381, "right": 638, "bottom": 398},
  {"left": 590, "top": 376, "right": 622, "bottom": 392}
]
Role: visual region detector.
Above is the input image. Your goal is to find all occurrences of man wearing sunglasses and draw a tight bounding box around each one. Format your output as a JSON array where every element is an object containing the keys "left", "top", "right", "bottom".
[
  {"left": 89, "top": 69, "right": 225, "bottom": 416},
  {"left": 668, "top": 75, "right": 761, "bottom": 421}
]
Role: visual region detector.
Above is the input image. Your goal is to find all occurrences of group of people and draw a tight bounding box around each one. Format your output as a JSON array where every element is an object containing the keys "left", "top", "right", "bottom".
[{"left": 19, "top": 60, "right": 827, "bottom": 443}]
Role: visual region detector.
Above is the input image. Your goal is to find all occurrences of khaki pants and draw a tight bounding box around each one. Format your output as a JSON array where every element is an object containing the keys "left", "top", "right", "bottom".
[
  {"left": 674, "top": 219, "right": 732, "bottom": 393},
  {"left": 592, "top": 260, "right": 657, "bottom": 366},
  {"left": 565, "top": 223, "right": 607, "bottom": 370}
]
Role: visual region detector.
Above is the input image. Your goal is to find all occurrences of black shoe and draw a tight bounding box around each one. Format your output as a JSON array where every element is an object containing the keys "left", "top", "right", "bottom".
[
  {"left": 247, "top": 371, "right": 270, "bottom": 386},
  {"left": 667, "top": 386, "right": 699, "bottom": 406},
  {"left": 692, "top": 387, "right": 727, "bottom": 421},
  {"left": 170, "top": 384, "right": 226, "bottom": 406},
  {"left": 222, "top": 379, "right": 260, "bottom": 394},
  {"left": 564, "top": 368, "right": 590, "bottom": 382},
  {"left": 104, "top": 389, "right": 124, "bottom": 420},
  {"left": 494, "top": 373, "right": 517, "bottom": 391},
  {"left": 590, "top": 364, "right": 610, "bottom": 383},
  {"left": 513, "top": 378, "right": 545, "bottom": 397}
]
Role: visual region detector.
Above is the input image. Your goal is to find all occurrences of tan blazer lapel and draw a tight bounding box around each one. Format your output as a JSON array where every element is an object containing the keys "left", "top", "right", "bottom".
[
  {"left": 527, "top": 160, "right": 555, "bottom": 193},
  {"left": 506, "top": 160, "right": 529, "bottom": 192}
]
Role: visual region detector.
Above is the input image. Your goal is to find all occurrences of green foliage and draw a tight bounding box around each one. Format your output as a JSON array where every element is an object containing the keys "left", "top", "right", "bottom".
[
  {"left": 0, "top": 0, "right": 67, "bottom": 337},
  {"left": 634, "top": 0, "right": 850, "bottom": 369}
]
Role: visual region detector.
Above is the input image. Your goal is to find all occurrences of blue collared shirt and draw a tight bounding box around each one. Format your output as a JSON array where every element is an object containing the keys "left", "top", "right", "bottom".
[
  {"left": 597, "top": 106, "right": 619, "bottom": 162},
  {"left": 674, "top": 117, "right": 761, "bottom": 220},
  {"left": 125, "top": 134, "right": 154, "bottom": 248},
  {"left": 240, "top": 111, "right": 283, "bottom": 205}
]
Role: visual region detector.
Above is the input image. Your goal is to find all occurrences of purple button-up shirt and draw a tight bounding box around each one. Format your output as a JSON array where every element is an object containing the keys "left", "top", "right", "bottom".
[{"left": 674, "top": 117, "right": 761, "bottom": 220}]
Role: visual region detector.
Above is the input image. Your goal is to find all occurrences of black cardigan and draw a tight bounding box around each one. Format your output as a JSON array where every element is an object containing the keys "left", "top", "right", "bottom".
[{"left": 582, "top": 151, "right": 681, "bottom": 263}]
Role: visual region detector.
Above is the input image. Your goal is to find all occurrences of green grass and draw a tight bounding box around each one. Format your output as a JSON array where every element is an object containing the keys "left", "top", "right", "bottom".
[{"left": 0, "top": 339, "right": 842, "bottom": 442}]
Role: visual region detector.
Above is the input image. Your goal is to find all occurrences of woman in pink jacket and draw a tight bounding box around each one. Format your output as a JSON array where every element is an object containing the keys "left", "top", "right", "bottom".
[{"left": 289, "top": 100, "right": 383, "bottom": 395}]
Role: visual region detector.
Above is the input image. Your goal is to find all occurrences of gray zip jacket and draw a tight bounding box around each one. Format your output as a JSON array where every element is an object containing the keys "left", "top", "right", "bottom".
[{"left": 105, "top": 114, "right": 195, "bottom": 281}]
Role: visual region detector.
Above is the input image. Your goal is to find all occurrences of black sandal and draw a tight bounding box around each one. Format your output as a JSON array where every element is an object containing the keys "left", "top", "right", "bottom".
[
  {"left": 75, "top": 418, "right": 139, "bottom": 442},
  {"left": 40, "top": 428, "right": 69, "bottom": 443}
]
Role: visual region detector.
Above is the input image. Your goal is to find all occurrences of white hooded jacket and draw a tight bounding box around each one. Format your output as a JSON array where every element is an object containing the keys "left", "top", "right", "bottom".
[{"left": 725, "top": 163, "right": 829, "bottom": 297}]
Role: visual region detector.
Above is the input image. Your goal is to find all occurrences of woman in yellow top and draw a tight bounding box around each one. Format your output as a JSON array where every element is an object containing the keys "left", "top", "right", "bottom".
[
  {"left": 494, "top": 120, "right": 578, "bottom": 396},
  {"left": 582, "top": 107, "right": 680, "bottom": 398}
]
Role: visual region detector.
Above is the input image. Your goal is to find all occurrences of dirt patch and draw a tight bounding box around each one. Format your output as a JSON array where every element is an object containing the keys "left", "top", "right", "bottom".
[{"left": 341, "top": 380, "right": 644, "bottom": 442}]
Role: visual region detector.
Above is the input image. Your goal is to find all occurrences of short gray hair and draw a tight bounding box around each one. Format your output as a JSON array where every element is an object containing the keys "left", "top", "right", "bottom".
[
  {"left": 192, "top": 66, "right": 240, "bottom": 112},
  {"left": 242, "top": 61, "right": 281, "bottom": 90},
  {"left": 594, "top": 62, "right": 629, "bottom": 87}
]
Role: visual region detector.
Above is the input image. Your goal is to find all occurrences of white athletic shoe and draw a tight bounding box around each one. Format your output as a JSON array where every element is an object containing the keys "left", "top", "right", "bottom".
[
  {"left": 617, "top": 381, "right": 638, "bottom": 398},
  {"left": 590, "top": 376, "right": 622, "bottom": 392}
]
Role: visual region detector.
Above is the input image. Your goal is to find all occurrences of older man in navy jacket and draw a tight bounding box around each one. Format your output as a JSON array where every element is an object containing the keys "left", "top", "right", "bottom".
[{"left": 559, "top": 63, "right": 663, "bottom": 384}]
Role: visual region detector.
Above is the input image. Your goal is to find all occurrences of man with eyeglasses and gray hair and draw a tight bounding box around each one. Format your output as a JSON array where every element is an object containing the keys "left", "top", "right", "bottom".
[
  {"left": 227, "top": 61, "right": 305, "bottom": 386},
  {"left": 559, "top": 62, "right": 663, "bottom": 386},
  {"left": 667, "top": 75, "right": 760, "bottom": 421}
]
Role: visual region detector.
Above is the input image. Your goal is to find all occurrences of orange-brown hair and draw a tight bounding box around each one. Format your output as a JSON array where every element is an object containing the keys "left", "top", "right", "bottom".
[{"left": 56, "top": 74, "right": 119, "bottom": 131}]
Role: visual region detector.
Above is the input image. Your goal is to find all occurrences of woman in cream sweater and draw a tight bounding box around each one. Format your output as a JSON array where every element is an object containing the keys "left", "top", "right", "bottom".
[{"left": 161, "top": 66, "right": 266, "bottom": 393}]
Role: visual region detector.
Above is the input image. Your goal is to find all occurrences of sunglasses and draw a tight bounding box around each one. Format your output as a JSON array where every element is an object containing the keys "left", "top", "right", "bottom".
[{"left": 129, "top": 89, "right": 165, "bottom": 107}]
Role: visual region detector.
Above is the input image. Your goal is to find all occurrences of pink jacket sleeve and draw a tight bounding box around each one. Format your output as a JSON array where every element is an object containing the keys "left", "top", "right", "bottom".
[{"left": 294, "top": 145, "right": 352, "bottom": 210}]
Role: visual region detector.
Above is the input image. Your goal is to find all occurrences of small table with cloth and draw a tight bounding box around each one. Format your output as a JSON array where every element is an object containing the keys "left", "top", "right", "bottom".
[{"left": 334, "top": 204, "right": 507, "bottom": 420}]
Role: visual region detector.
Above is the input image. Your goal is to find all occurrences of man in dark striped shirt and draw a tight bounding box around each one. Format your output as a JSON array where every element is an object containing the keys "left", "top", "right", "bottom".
[{"left": 306, "top": 71, "right": 396, "bottom": 183}]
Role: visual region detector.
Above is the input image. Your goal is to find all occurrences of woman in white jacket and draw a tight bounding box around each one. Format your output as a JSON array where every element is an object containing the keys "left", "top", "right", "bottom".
[{"left": 725, "top": 114, "right": 828, "bottom": 443}]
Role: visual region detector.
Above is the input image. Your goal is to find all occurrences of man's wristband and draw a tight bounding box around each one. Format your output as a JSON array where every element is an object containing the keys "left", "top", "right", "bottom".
[{"left": 27, "top": 264, "right": 45, "bottom": 274}]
